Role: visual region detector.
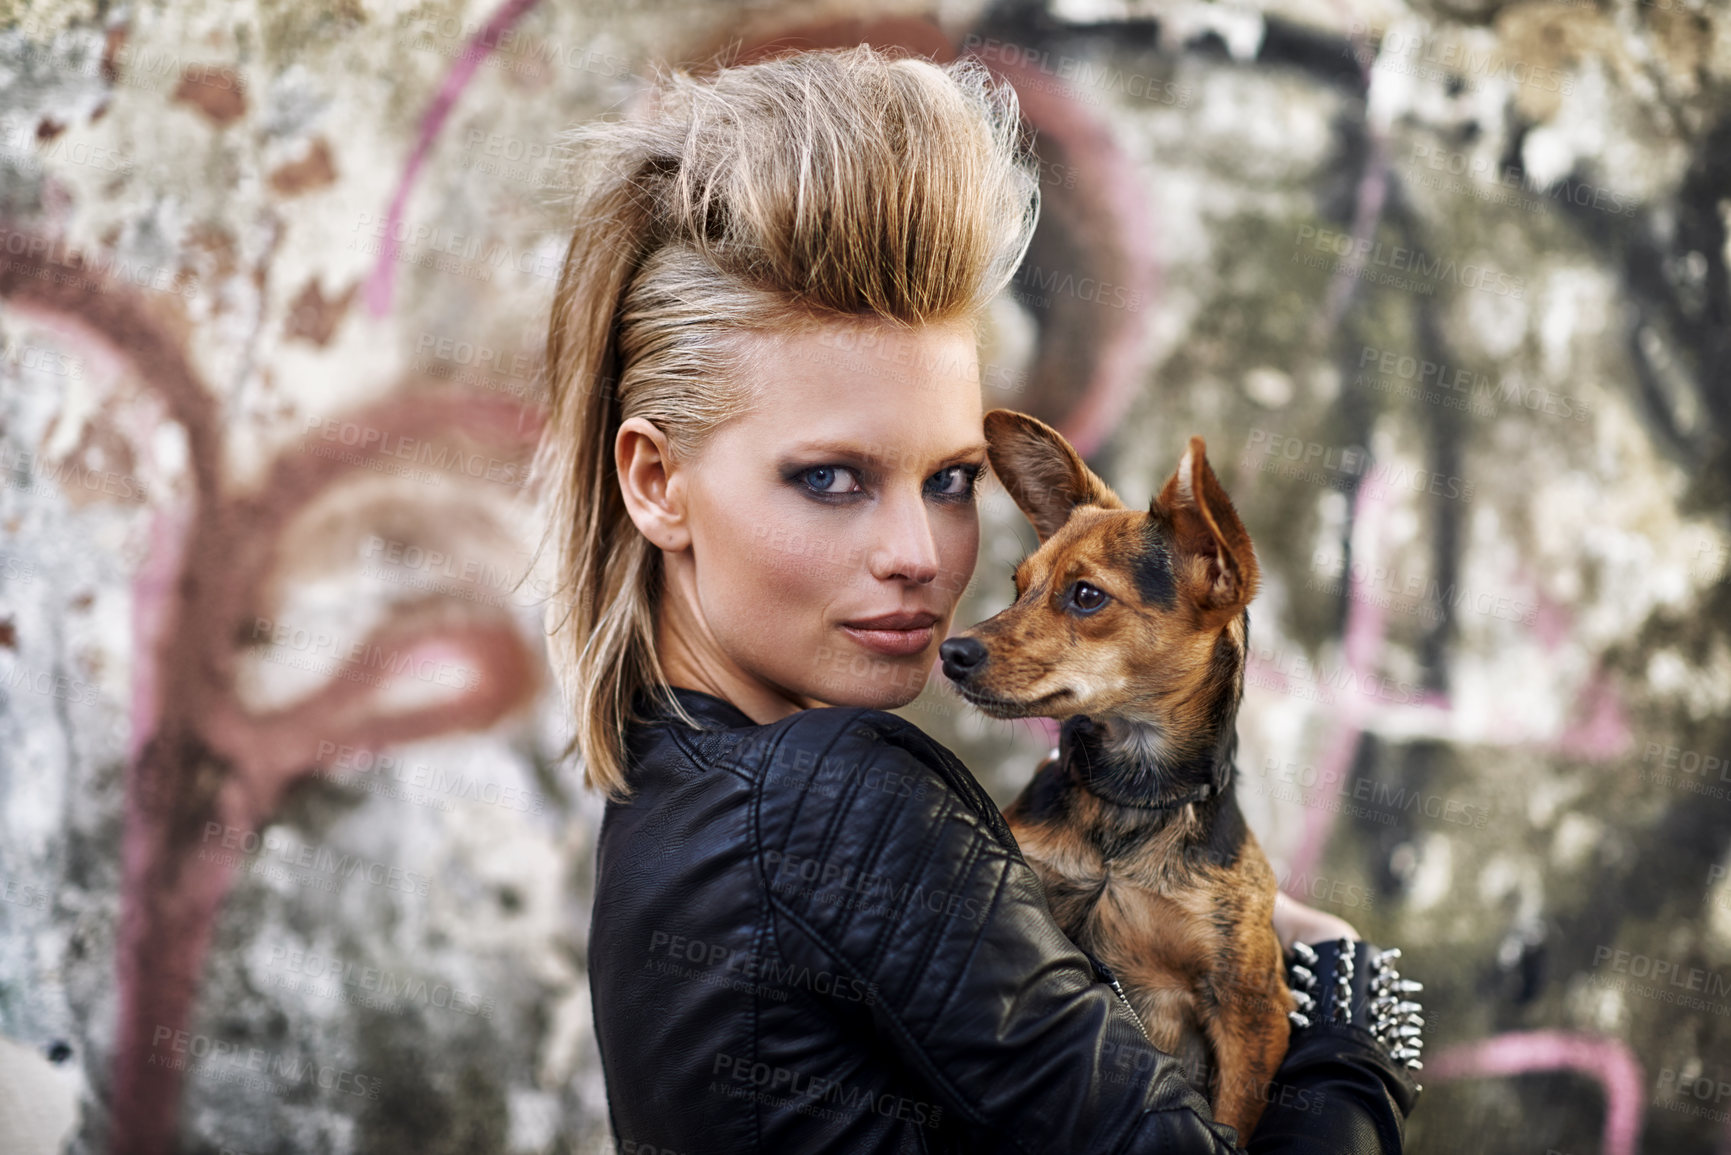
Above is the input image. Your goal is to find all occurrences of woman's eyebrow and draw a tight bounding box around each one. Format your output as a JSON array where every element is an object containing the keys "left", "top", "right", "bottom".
[{"left": 783, "top": 438, "right": 990, "bottom": 465}]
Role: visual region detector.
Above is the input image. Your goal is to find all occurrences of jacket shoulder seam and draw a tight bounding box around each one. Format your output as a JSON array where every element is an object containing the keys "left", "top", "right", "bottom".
[
  {"left": 663, "top": 722, "right": 759, "bottom": 788},
  {"left": 779, "top": 711, "right": 860, "bottom": 848},
  {"left": 928, "top": 849, "right": 1011, "bottom": 1027},
  {"left": 903, "top": 803, "right": 990, "bottom": 992},
  {"left": 861, "top": 786, "right": 961, "bottom": 981},
  {"left": 765, "top": 889, "right": 1042, "bottom": 1155}
]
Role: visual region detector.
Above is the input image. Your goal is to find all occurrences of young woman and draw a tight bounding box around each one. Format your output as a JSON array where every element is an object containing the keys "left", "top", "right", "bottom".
[{"left": 531, "top": 44, "right": 1422, "bottom": 1153}]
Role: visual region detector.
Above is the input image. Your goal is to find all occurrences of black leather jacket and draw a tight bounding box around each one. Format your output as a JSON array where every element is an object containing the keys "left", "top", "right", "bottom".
[{"left": 589, "top": 685, "right": 1420, "bottom": 1153}]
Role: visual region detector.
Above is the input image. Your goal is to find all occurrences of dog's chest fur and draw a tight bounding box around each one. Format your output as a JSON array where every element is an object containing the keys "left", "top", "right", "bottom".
[{"left": 1006, "top": 758, "right": 1273, "bottom": 1087}]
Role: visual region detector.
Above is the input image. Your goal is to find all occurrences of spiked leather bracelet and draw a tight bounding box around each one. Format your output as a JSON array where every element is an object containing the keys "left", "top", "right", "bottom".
[{"left": 1284, "top": 937, "right": 1425, "bottom": 1091}]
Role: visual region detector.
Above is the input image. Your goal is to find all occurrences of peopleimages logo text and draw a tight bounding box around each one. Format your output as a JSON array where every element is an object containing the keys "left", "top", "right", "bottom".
[{"left": 1293, "top": 226, "right": 1526, "bottom": 300}]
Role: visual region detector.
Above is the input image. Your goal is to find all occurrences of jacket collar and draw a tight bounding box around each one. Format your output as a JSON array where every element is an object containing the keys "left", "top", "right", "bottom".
[
  {"left": 630, "top": 684, "right": 1029, "bottom": 864},
  {"left": 636, "top": 684, "right": 758, "bottom": 730}
]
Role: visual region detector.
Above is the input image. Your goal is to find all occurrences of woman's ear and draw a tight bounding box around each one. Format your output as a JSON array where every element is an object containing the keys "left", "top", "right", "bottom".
[{"left": 615, "top": 417, "right": 692, "bottom": 552}]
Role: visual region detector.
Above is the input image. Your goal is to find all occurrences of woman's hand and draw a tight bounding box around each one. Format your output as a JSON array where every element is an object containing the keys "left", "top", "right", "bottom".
[{"left": 1271, "top": 890, "right": 1359, "bottom": 954}]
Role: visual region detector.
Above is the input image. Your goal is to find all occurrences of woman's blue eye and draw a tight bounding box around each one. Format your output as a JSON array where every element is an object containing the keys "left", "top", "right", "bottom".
[
  {"left": 928, "top": 464, "right": 981, "bottom": 498},
  {"left": 795, "top": 463, "right": 979, "bottom": 500},
  {"left": 801, "top": 466, "right": 860, "bottom": 495}
]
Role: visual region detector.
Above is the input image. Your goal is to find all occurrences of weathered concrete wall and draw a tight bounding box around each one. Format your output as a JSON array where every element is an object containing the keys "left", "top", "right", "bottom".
[{"left": 1, "top": 0, "right": 1728, "bottom": 1152}]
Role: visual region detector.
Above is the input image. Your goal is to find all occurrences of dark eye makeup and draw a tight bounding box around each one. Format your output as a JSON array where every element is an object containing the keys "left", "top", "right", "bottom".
[
  {"left": 798, "top": 465, "right": 862, "bottom": 496},
  {"left": 785, "top": 461, "right": 984, "bottom": 504}
]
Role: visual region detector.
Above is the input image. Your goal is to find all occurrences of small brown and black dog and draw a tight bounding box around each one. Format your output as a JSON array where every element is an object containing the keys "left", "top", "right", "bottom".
[{"left": 940, "top": 409, "right": 1298, "bottom": 1138}]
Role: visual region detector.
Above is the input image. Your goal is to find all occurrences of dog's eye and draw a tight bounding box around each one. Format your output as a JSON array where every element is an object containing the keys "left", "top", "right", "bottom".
[{"left": 1070, "top": 582, "right": 1108, "bottom": 613}]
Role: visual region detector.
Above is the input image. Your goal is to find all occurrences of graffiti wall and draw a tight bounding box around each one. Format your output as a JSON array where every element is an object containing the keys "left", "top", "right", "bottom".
[{"left": 1, "top": 0, "right": 1728, "bottom": 1152}]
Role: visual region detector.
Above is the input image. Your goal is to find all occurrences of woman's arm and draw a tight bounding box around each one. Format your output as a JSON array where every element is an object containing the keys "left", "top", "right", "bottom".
[
  {"left": 749, "top": 708, "right": 1417, "bottom": 1154},
  {"left": 1272, "top": 889, "right": 1360, "bottom": 950},
  {"left": 1245, "top": 935, "right": 1421, "bottom": 1152}
]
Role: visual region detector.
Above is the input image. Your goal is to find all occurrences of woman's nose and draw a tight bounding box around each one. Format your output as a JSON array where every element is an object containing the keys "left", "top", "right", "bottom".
[{"left": 868, "top": 493, "right": 941, "bottom": 584}]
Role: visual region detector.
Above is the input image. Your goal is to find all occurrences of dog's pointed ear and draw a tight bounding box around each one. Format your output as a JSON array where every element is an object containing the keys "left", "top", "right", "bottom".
[
  {"left": 1154, "top": 436, "right": 1259, "bottom": 612},
  {"left": 984, "top": 409, "right": 1124, "bottom": 542}
]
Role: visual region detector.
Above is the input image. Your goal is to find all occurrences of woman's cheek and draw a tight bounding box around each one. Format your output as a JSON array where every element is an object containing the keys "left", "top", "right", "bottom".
[
  {"left": 740, "top": 516, "right": 858, "bottom": 594},
  {"left": 738, "top": 526, "right": 863, "bottom": 696},
  {"left": 933, "top": 511, "right": 980, "bottom": 606},
  {"left": 725, "top": 519, "right": 855, "bottom": 654}
]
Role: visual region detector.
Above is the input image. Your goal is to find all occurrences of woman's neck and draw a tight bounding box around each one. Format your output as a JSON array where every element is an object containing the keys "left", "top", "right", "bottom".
[{"left": 656, "top": 587, "right": 823, "bottom": 726}]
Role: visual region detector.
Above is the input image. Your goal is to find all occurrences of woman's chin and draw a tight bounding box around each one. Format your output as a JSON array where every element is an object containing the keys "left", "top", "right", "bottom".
[{"left": 804, "top": 666, "right": 931, "bottom": 711}]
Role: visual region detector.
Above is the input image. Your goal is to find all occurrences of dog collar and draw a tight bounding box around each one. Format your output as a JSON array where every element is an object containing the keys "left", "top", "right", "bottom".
[
  {"left": 1058, "top": 716, "right": 1218, "bottom": 811},
  {"left": 1078, "top": 773, "right": 1216, "bottom": 811}
]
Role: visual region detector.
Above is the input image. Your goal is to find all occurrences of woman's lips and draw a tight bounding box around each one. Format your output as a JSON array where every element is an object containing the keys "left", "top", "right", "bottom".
[
  {"left": 841, "top": 623, "right": 936, "bottom": 657},
  {"left": 840, "top": 612, "right": 939, "bottom": 657}
]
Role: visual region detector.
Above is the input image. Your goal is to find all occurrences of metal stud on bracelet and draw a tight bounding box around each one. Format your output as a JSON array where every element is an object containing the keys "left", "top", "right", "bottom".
[
  {"left": 1329, "top": 938, "right": 1356, "bottom": 1024},
  {"left": 1285, "top": 941, "right": 1319, "bottom": 1029},
  {"left": 1369, "top": 945, "right": 1426, "bottom": 1088},
  {"left": 1286, "top": 939, "right": 1426, "bottom": 1091}
]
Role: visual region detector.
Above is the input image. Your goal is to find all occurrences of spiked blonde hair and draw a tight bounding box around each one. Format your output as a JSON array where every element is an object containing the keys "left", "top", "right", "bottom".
[{"left": 529, "top": 43, "right": 1041, "bottom": 799}]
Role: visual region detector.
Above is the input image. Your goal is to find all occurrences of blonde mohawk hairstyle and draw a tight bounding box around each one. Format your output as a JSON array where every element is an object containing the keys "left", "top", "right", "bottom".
[{"left": 527, "top": 43, "right": 1042, "bottom": 798}]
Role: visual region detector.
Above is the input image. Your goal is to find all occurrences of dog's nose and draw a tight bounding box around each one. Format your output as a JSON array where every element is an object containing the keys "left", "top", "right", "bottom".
[{"left": 939, "top": 636, "right": 987, "bottom": 677}]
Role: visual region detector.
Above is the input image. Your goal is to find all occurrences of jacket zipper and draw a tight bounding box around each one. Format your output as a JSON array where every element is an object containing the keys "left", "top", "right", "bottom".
[{"left": 1089, "top": 952, "right": 1155, "bottom": 1045}]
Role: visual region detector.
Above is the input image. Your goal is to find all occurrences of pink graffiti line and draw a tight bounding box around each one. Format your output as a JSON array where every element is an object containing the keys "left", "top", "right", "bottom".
[
  {"left": 1311, "top": 9, "right": 1390, "bottom": 345},
  {"left": 365, "top": 0, "right": 546, "bottom": 316},
  {"left": 0, "top": 238, "right": 547, "bottom": 1155},
  {"left": 1429, "top": 1031, "right": 1645, "bottom": 1155},
  {"left": 1243, "top": 470, "right": 1630, "bottom": 881},
  {"left": 1253, "top": 477, "right": 1448, "bottom": 881},
  {"left": 971, "top": 54, "right": 1160, "bottom": 461}
]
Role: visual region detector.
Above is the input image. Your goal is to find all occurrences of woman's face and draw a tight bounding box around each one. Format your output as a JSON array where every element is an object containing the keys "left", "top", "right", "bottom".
[{"left": 622, "top": 318, "right": 988, "bottom": 724}]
